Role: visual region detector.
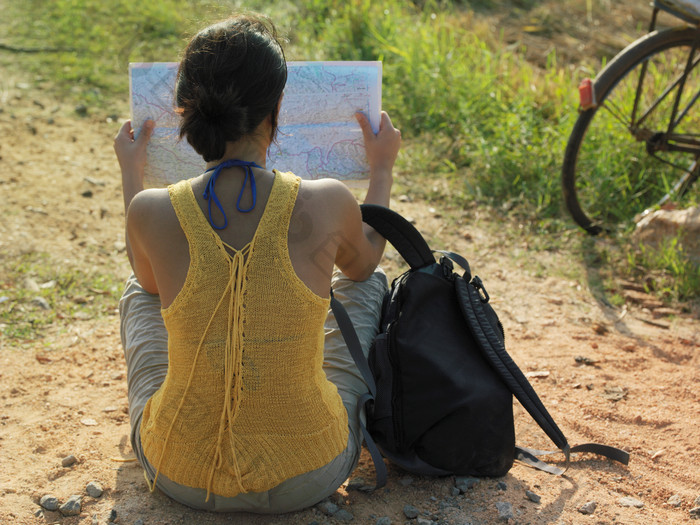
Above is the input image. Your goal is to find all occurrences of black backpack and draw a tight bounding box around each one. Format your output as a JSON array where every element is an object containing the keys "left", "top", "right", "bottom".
[{"left": 330, "top": 204, "right": 629, "bottom": 487}]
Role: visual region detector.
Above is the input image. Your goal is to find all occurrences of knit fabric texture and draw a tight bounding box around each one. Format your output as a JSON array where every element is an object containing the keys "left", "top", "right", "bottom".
[{"left": 139, "top": 170, "right": 349, "bottom": 499}]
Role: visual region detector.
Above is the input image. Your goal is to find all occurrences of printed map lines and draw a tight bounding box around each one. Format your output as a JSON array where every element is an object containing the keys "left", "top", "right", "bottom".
[{"left": 129, "top": 61, "right": 381, "bottom": 187}]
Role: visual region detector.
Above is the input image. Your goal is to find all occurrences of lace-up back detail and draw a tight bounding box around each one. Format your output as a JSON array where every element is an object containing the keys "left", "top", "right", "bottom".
[{"left": 139, "top": 170, "right": 348, "bottom": 499}]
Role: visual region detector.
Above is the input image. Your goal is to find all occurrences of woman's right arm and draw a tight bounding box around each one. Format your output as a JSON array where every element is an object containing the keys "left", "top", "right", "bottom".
[
  {"left": 334, "top": 111, "right": 401, "bottom": 280},
  {"left": 114, "top": 119, "right": 159, "bottom": 294}
]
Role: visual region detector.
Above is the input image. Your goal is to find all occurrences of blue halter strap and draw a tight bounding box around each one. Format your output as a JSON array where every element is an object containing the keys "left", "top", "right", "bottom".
[{"left": 203, "top": 159, "right": 262, "bottom": 230}]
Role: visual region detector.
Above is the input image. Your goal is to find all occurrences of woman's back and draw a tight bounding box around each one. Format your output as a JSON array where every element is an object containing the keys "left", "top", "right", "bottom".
[{"left": 139, "top": 170, "right": 349, "bottom": 498}]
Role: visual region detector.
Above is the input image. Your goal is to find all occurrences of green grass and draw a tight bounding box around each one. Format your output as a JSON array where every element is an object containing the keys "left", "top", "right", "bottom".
[
  {"left": 1, "top": 0, "right": 697, "bottom": 301},
  {"left": 2, "top": 0, "right": 230, "bottom": 104},
  {"left": 573, "top": 234, "right": 700, "bottom": 308},
  {"left": 0, "top": 252, "right": 123, "bottom": 344},
  {"left": 625, "top": 237, "right": 700, "bottom": 302}
]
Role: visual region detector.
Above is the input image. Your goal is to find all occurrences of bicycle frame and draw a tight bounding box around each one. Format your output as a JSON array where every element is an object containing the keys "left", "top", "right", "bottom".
[{"left": 630, "top": 6, "right": 700, "bottom": 157}]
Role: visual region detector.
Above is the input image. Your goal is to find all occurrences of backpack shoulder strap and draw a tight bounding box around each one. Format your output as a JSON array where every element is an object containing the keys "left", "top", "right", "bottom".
[
  {"left": 454, "top": 276, "right": 630, "bottom": 468},
  {"left": 360, "top": 204, "right": 435, "bottom": 270},
  {"left": 454, "top": 276, "right": 570, "bottom": 450},
  {"left": 330, "top": 292, "right": 388, "bottom": 489}
]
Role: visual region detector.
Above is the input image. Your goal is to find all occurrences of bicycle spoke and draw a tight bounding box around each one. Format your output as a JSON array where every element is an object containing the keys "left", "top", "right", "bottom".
[
  {"left": 599, "top": 99, "right": 632, "bottom": 128},
  {"left": 673, "top": 87, "right": 700, "bottom": 128},
  {"left": 637, "top": 55, "right": 700, "bottom": 127}
]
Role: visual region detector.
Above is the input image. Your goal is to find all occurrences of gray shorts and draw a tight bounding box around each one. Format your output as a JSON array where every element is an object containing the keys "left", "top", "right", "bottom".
[{"left": 119, "top": 269, "right": 387, "bottom": 513}]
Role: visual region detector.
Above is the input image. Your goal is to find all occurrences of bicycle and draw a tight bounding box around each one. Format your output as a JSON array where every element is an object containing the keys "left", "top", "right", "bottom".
[{"left": 562, "top": 0, "right": 700, "bottom": 235}]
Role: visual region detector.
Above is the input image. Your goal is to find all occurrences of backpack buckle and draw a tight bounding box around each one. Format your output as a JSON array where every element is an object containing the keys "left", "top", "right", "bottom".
[
  {"left": 439, "top": 255, "right": 454, "bottom": 279},
  {"left": 472, "top": 276, "right": 490, "bottom": 303}
]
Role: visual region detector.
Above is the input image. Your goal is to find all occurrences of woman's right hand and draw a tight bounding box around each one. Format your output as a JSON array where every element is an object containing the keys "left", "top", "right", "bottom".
[
  {"left": 356, "top": 111, "right": 401, "bottom": 179},
  {"left": 114, "top": 119, "right": 154, "bottom": 214}
]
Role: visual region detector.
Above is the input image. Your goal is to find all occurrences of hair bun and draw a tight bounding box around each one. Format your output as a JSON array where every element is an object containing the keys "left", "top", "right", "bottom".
[
  {"left": 175, "top": 14, "right": 288, "bottom": 162},
  {"left": 195, "top": 85, "right": 248, "bottom": 128}
]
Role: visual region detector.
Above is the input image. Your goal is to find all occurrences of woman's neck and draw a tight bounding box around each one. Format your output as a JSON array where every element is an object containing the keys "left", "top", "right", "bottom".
[{"left": 205, "top": 134, "right": 270, "bottom": 171}]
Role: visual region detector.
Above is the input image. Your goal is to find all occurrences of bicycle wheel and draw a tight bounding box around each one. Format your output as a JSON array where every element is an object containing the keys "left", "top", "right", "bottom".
[{"left": 563, "top": 27, "right": 700, "bottom": 235}]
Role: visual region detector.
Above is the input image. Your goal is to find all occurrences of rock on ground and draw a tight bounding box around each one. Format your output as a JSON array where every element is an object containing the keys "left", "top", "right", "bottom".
[
  {"left": 495, "top": 501, "right": 514, "bottom": 521},
  {"left": 403, "top": 504, "right": 419, "bottom": 519},
  {"left": 633, "top": 206, "right": 700, "bottom": 263},
  {"left": 86, "top": 481, "right": 104, "bottom": 498},
  {"left": 59, "top": 495, "right": 82, "bottom": 516},
  {"left": 579, "top": 501, "right": 597, "bottom": 515},
  {"left": 39, "top": 495, "right": 59, "bottom": 511}
]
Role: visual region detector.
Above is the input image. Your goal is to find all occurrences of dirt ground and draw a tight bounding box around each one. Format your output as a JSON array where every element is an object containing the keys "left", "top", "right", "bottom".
[{"left": 1, "top": 4, "right": 699, "bottom": 525}]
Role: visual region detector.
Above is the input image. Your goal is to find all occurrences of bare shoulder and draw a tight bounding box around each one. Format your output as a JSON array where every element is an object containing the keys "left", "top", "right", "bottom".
[
  {"left": 127, "top": 188, "right": 178, "bottom": 235},
  {"left": 295, "top": 178, "right": 357, "bottom": 223}
]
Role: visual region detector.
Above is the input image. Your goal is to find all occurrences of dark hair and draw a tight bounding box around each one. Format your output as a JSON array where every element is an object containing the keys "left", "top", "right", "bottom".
[{"left": 175, "top": 14, "right": 287, "bottom": 162}]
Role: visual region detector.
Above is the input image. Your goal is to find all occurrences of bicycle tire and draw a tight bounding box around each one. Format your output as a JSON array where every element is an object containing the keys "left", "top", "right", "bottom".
[{"left": 563, "top": 26, "right": 700, "bottom": 235}]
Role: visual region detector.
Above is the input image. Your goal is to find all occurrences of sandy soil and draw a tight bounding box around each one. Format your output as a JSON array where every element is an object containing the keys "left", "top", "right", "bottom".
[{"left": 1, "top": 6, "right": 699, "bottom": 525}]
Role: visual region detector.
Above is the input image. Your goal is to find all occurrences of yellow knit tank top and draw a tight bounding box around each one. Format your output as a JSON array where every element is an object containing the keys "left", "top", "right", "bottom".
[{"left": 139, "top": 170, "right": 349, "bottom": 499}]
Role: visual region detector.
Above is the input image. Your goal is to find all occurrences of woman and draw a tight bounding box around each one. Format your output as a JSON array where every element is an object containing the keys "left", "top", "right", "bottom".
[{"left": 113, "top": 14, "right": 400, "bottom": 513}]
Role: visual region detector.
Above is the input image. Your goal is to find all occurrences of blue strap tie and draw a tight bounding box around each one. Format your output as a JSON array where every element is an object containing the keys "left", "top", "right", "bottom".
[{"left": 203, "top": 159, "right": 262, "bottom": 230}]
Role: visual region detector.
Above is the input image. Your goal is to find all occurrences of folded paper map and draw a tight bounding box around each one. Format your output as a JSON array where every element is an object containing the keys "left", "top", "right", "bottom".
[{"left": 129, "top": 61, "right": 382, "bottom": 187}]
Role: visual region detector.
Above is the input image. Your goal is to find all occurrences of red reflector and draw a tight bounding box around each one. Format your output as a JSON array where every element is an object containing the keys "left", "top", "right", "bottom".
[{"left": 579, "top": 78, "right": 596, "bottom": 110}]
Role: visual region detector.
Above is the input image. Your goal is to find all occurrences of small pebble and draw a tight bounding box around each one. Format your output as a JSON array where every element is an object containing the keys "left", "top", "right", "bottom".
[
  {"left": 334, "top": 509, "right": 353, "bottom": 522},
  {"left": 346, "top": 477, "right": 366, "bottom": 490},
  {"left": 526, "top": 490, "right": 541, "bottom": 503},
  {"left": 455, "top": 476, "right": 479, "bottom": 493},
  {"left": 578, "top": 501, "right": 597, "bottom": 515},
  {"left": 439, "top": 499, "right": 458, "bottom": 511},
  {"left": 619, "top": 496, "right": 644, "bottom": 508},
  {"left": 376, "top": 518, "right": 391, "bottom": 525},
  {"left": 108, "top": 508, "right": 118, "bottom": 522},
  {"left": 34, "top": 508, "right": 44, "bottom": 517},
  {"left": 403, "top": 504, "right": 419, "bottom": 519},
  {"left": 495, "top": 501, "right": 514, "bottom": 521},
  {"left": 497, "top": 481, "right": 507, "bottom": 491},
  {"left": 86, "top": 481, "right": 103, "bottom": 498},
  {"left": 667, "top": 494, "right": 682, "bottom": 507},
  {"left": 134, "top": 520, "right": 144, "bottom": 525},
  {"left": 61, "top": 455, "right": 77, "bottom": 467},
  {"left": 416, "top": 518, "right": 432, "bottom": 525},
  {"left": 32, "top": 297, "right": 50, "bottom": 310},
  {"left": 399, "top": 476, "right": 414, "bottom": 486},
  {"left": 59, "top": 495, "right": 82, "bottom": 516},
  {"left": 75, "top": 104, "right": 88, "bottom": 117},
  {"left": 317, "top": 500, "right": 339, "bottom": 516},
  {"left": 690, "top": 507, "right": 700, "bottom": 520},
  {"left": 39, "top": 495, "right": 59, "bottom": 511},
  {"left": 449, "top": 487, "right": 460, "bottom": 497},
  {"left": 346, "top": 477, "right": 373, "bottom": 492},
  {"left": 24, "top": 278, "right": 40, "bottom": 292}
]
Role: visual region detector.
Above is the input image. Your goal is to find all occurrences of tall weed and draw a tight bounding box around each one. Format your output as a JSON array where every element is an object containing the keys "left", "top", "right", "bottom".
[
  {"left": 625, "top": 238, "right": 700, "bottom": 302},
  {"left": 294, "top": 0, "right": 577, "bottom": 217}
]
